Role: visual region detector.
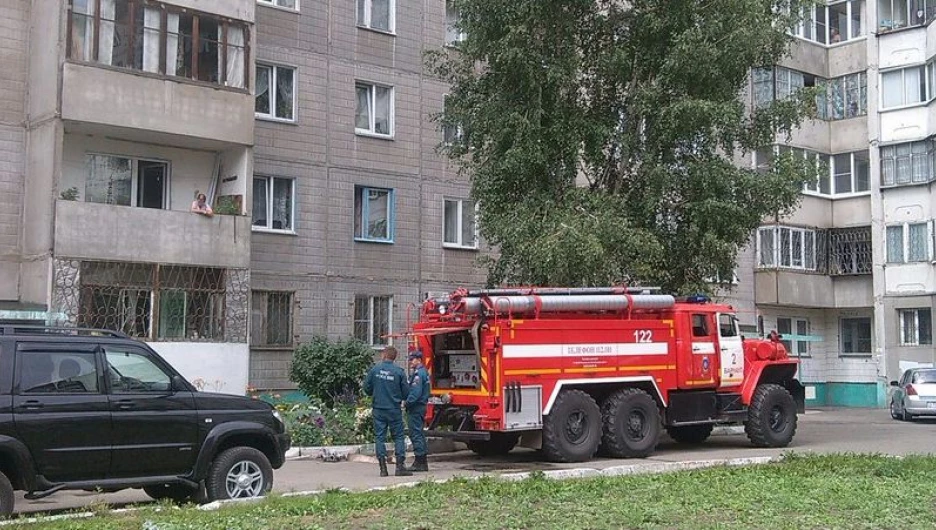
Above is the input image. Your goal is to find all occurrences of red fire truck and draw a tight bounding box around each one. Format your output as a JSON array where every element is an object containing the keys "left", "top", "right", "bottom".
[{"left": 408, "top": 287, "right": 805, "bottom": 463}]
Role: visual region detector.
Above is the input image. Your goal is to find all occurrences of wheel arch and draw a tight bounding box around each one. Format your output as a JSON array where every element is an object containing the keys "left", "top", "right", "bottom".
[
  {"left": 0, "top": 436, "right": 36, "bottom": 491},
  {"left": 192, "top": 423, "right": 280, "bottom": 481},
  {"left": 543, "top": 377, "right": 665, "bottom": 415}
]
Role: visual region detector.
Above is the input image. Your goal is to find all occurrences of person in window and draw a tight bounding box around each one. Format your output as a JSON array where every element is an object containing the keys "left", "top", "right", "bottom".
[
  {"left": 191, "top": 193, "right": 214, "bottom": 216},
  {"left": 830, "top": 28, "right": 842, "bottom": 43}
]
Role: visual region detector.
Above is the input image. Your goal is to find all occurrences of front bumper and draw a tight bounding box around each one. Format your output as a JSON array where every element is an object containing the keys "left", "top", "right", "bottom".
[{"left": 272, "top": 432, "right": 292, "bottom": 468}]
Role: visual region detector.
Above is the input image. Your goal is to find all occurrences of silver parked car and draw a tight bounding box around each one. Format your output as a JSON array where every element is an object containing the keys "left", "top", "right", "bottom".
[{"left": 890, "top": 368, "right": 936, "bottom": 421}]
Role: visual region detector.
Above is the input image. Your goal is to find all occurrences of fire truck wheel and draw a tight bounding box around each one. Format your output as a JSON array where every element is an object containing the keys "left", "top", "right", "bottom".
[
  {"left": 600, "top": 388, "right": 660, "bottom": 458},
  {"left": 745, "top": 384, "right": 798, "bottom": 448},
  {"left": 665, "top": 424, "right": 714, "bottom": 445},
  {"left": 467, "top": 433, "right": 520, "bottom": 457},
  {"left": 542, "top": 390, "right": 601, "bottom": 463}
]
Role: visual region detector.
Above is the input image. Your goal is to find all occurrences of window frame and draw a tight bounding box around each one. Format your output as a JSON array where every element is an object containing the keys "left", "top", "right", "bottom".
[
  {"left": 899, "top": 308, "right": 933, "bottom": 346},
  {"left": 839, "top": 316, "right": 873, "bottom": 356},
  {"left": 885, "top": 221, "right": 933, "bottom": 264},
  {"left": 255, "top": 63, "right": 297, "bottom": 123},
  {"left": 791, "top": 0, "right": 866, "bottom": 44},
  {"left": 880, "top": 138, "right": 936, "bottom": 187},
  {"left": 756, "top": 225, "right": 817, "bottom": 270},
  {"left": 880, "top": 64, "right": 928, "bottom": 110},
  {"left": 250, "top": 290, "right": 295, "bottom": 347},
  {"left": 252, "top": 175, "right": 296, "bottom": 234},
  {"left": 776, "top": 317, "right": 812, "bottom": 357},
  {"left": 66, "top": 0, "right": 251, "bottom": 91},
  {"left": 442, "top": 94, "right": 464, "bottom": 145},
  {"left": 444, "top": 0, "right": 467, "bottom": 46},
  {"left": 353, "top": 294, "right": 393, "bottom": 347},
  {"left": 355, "top": 82, "right": 395, "bottom": 138},
  {"left": 356, "top": 0, "right": 396, "bottom": 34},
  {"left": 442, "top": 198, "right": 479, "bottom": 250},
  {"left": 257, "top": 0, "right": 299, "bottom": 11},
  {"left": 354, "top": 185, "right": 395, "bottom": 243},
  {"left": 878, "top": 0, "right": 936, "bottom": 32},
  {"left": 84, "top": 153, "right": 171, "bottom": 209}
]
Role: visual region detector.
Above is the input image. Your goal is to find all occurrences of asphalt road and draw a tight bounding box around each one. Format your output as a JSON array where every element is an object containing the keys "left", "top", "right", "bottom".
[{"left": 13, "top": 407, "right": 936, "bottom": 517}]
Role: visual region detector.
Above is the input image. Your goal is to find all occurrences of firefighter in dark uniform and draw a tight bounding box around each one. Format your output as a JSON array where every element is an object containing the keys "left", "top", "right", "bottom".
[
  {"left": 364, "top": 346, "right": 413, "bottom": 477},
  {"left": 405, "top": 350, "right": 431, "bottom": 472}
]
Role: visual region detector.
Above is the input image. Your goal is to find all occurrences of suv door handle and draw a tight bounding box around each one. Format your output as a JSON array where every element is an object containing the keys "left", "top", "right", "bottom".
[
  {"left": 114, "top": 400, "right": 136, "bottom": 410},
  {"left": 20, "top": 401, "right": 43, "bottom": 410}
]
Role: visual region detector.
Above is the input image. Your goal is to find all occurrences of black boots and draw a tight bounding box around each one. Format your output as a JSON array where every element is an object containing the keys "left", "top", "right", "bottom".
[
  {"left": 378, "top": 457, "right": 388, "bottom": 477},
  {"left": 410, "top": 455, "right": 428, "bottom": 472},
  {"left": 395, "top": 459, "right": 413, "bottom": 476}
]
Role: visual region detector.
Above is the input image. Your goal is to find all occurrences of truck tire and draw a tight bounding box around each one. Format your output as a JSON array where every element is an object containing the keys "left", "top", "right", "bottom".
[
  {"left": 0, "top": 472, "right": 12, "bottom": 517},
  {"left": 467, "top": 433, "right": 520, "bottom": 457},
  {"left": 205, "top": 447, "right": 274, "bottom": 501},
  {"left": 666, "top": 424, "right": 714, "bottom": 445},
  {"left": 143, "top": 483, "right": 199, "bottom": 503},
  {"left": 542, "top": 389, "right": 601, "bottom": 463},
  {"left": 745, "top": 383, "right": 797, "bottom": 448},
  {"left": 601, "top": 388, "right": 660, "bottom": 458}
]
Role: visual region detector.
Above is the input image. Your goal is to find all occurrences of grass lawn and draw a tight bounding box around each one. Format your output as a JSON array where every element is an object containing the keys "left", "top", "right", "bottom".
[{"left": 7, "top": 453, "right": 934, "bottom": 530}]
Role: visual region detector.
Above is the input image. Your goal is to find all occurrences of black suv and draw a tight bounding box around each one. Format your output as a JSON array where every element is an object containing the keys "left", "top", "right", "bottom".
[{"left": 0, "top": 326, "right": 290, "bottom": 515}]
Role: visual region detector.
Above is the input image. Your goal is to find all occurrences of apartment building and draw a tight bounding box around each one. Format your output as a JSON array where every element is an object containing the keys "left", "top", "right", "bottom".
[
  {"left": 0, "top": 0, "right": 484, "bottom": 395},
  {"left": 247, "top": 0, "right": 485, "bottom": 390},
  {"left": 2, "top": 0, "right": 257, "bottom": 393},
  {"left": 743, "top": 0, "right": 936, "bottom": 407}
]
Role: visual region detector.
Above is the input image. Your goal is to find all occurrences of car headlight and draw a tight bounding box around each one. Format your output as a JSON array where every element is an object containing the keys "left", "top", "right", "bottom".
[{"left": 272, "top": 410, "right": 285, "bottom": 428}]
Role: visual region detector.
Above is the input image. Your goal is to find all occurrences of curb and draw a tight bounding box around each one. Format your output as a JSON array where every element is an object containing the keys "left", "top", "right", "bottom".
[{"left": 286, "top": 437, "right": 466, "bottom": 460}]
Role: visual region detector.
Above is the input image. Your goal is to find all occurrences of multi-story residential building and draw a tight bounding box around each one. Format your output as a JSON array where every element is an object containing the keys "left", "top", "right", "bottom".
[
  {"left": 0, "top": 0, "right": 485, "bottom": 395},
  {"left": 2, "top": 0, "right": 257, "bottom": 393},
  {"left": 744, "top": 0, "right": 936, "bottom": 407},
  {"left": 247, "top": 0, "right": 485, "bottom": 390}
]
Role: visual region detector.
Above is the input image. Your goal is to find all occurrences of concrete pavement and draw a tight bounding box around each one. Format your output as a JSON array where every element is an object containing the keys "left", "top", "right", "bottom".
[{"left": 13, "top": 407, "right": 936, "bottom": 517}]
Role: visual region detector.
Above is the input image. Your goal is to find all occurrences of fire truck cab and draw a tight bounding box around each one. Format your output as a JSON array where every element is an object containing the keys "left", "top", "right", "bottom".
[{"left": 409, "top": 287, "right": 805, "bottom": 463}]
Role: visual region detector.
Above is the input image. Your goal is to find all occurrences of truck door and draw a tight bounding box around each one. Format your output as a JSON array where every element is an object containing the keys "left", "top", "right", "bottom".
[
  {"left": 717, "top": 313, "right": 744, "bottom": 388},
  {"left": 678, "top": 313, "right": 717, "bottom": 388}
]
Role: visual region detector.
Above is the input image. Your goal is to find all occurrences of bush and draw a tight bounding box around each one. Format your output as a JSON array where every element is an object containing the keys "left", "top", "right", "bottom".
[
  {"left": 289, "top": 336, "right": 375, "bottom": 407},
  {"left": 276, "top": 397, "right": 376, "bottom": 447}
]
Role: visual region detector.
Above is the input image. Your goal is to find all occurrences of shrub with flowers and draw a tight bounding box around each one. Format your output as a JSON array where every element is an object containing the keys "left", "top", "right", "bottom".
[{"left": 263, "top": 393, "right": 378, "bottom": 447}]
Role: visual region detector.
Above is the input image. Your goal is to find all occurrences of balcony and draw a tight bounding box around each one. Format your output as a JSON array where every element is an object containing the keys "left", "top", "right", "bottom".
[
  {"left": 62, "top": 0, "right": 254, "bottom": 145},
  {"left": 54, "top": 200, "right": 250, "bottom": 269}
]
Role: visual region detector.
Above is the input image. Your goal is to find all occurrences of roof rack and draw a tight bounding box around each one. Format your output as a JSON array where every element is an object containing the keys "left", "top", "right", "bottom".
[{"left": 0, "top": 326, "right": 131, "bottom": 339}]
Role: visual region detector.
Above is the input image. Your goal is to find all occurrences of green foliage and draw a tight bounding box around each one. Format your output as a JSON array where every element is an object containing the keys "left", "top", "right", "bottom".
[
  {"left": 59, "top": 187, "right": 79, "bottom": 201},
  {"left": 276, "top": 397, "right": 375, "bottom": 447},
  {"left": 289, "top": 336, "right": 375, "bottom": 407},
  {"left": 429, "top": 0, "right": 820, "bottom": 293}
]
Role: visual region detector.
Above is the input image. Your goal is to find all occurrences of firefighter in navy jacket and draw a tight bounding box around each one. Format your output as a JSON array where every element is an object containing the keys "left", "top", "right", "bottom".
[
  {"left": 364, "top": 346, "right": 412, "bottom": 477},
  {"left": 405, "top": 350, "right": 431, "bottom": 472}
]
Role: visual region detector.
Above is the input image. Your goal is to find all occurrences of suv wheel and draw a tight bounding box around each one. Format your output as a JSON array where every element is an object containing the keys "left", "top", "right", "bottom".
[
  {"left": 206, "top": 447, "right": 273, "bottom": 501},
  {"left": 0, "top": 472, "right": 12, "bottom": 517}
]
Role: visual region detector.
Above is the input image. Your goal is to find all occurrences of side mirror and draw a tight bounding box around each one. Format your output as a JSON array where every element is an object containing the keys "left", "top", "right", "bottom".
[
  {"left": 889, "top": 380, "right": 899, "bottom": 387},
  {"left": 171, "top": 374, "right": 188, "bottom": 392}
]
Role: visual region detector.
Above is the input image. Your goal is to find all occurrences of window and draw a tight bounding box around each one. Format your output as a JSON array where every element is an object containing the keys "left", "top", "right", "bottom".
[
  {"left": 830, "top": 226, "right": 872, "bottom": 275},
  {"left": 256, "top": 64, "right": 295, "bottom": 121},
  {"left": 900, "top": 308, "right": 933, "bottom": 346},
  {"left": 67, "top": 0, "right": 248, "bottom": 89},
  {"left": 77, "top": 262, "right": 227, "bottom": 342},
  {"left": 777, "top": 317, "right": 811, "bottom": 356},
  {"left": 881, "top": 139, "right": 936, "bottom": 186},
  {"left": 251, "top": 291, "right": 293, "bottom": 346},
  {"left": 258, "top": 0, "right": 297, "bottom": 9},
  {"left": 354, "top": 295, "right": 392, "bottom": 346},
  {"left": 105, "top": 348, "right": 172, "bottom": 392},
  {"left": 752, "top": 66, "right": 820, "bottom": 109},
  {"left": 840, "top": 317, "right": 872, "bottom": 355},
  {"left": 824, "top": 72, "right": 867, "bottom": 120},
  {"left": 442, "top": 95, "right": 464, "bottom": 145},
  {"left": 443, "top": 198, "right": 478, "bottom": 249},
  {"left": 691, "top": 315, "right": 710, "bottom": 337},
  {"left": 19, "top": 352, "right": 99, "bottom": 394},
  {"left": 356, "top": 0, "right": 394, "bottom": 33},
  {"left": 84, "top": 155, "right": 169, "bottom": 209},
  {"left": 354, "top": 186, "right": 394, "bottom": 242},
  {"left": 718, "top": 314, "right": 738, "bottom": 337},
  {"left": 879, "top": 0, "right": 936, "bottom": 31},
  {"left": 792, "top": 1, "right": 865, "bottom": 43},
  {"left": 757, "top": 226, "right": 817, "bottom": 270},
  {"left": 886, "top": 222, "right": 932, "bottom": 263},
  {"left": 355, "top": 82, "right": 393, "bottom": 136},
  {"left": 881, "top": 66, "right": 927, "bottom": 109},
  {"left": 252, "top": 176, "right": 294, "bottom": 232},
  {"left": 445, "top": 0, "right": 466, "bottom": 46}
]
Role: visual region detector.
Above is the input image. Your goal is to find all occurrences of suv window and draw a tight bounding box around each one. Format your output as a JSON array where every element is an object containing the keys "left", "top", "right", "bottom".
[
  {"left": 105, "top": 348, "right": 172, "bottom": 393},
  {"left": 19, "top": 351, "right": 99, "bottom": 394}
]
